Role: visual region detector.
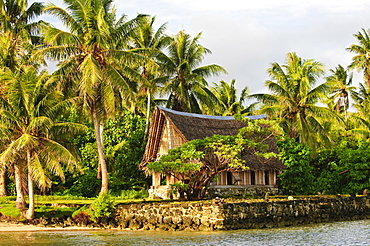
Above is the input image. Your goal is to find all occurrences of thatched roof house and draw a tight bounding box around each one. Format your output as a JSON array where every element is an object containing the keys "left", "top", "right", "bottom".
[{"left": 141, "top": 106, "right": 286, "bottom": 198}]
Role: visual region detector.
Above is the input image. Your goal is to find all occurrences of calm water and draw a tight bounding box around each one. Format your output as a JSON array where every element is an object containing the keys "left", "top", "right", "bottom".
[{"left": 1, "top": 220, "right": 370, "bottom": 246}]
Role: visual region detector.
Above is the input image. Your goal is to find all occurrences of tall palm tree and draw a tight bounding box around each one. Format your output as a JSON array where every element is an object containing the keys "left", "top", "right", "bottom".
[
  {"left": 158, "top": 31, "right": 227, "bottom": 113},
  {"left": 347, "top": 28, "right": 370, "bottom": 87},
  {"left": 251, "top": 52, "right": 334, "bottom": 149},
  {"left": 0, "top": 0, "right": 45, "bottom": 197},
  {"left": 204, "top": 79, "right": 257, "bottom": 116},
  {"left": 0, "top": 65, "right": 85, "bottom": 218},
  {"left": 41, "top": 0, "right": 146, "bottom": 193},
  {"left": 129, "top": 16, "right": 170, "bottom": 134}
]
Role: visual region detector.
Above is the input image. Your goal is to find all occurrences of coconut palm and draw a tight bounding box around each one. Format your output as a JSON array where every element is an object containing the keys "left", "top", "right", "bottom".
[
  {"left": 158, "top": 31, "right": 227, "bottom": 113},
  {"left": 204, "top": 79, "right": 257, "bottom": 116},
  {"left": 129, "top": 16, "right": 170, "bottom": 134},
  {"left": 251, "top": 52, "right": 334, "bottom": 149},
  {"left": 41, "top": 0, "right": 147, "bottom": 193},
  {"left": 347, "top": 83, "right": 370, "bottom": 137},
  {"left": 326, "top": 65, "right": 356, "bottom": 114},
  {"left": 347, "top": 28, "right": 370, "bottom": 87},
  {"left": 0, "top": 0, "right": 45, "bottom": 70},
  {"left": 0, "top": 0, "right": 45, "bottom": 198},
  {"left": 0, "top": 65, "right": 85, "bottom": 218}
]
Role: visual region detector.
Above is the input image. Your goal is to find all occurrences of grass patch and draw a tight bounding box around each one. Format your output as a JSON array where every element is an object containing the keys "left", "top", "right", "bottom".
[
  {"left": 0, "top": 204, "right": 21, "bottom": 218},
  {"left": 34, "top": 205, "right": 79, "bottom": 218},
  {"left": 119, "top": 189, "right": 148, "bottom": 200},
  {"left": 0, "top": 196, "right": 16, "bottom": 204}
]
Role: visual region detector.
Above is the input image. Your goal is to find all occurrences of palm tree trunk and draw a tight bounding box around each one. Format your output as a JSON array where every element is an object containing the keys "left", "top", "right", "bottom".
[
  {"left": 14, "top": 164, "right": 25, "bottom": 209},
  {"left": 144, "top": 91, "right": 151, "bottom": 136},
  {"left": 92, "top": 109, "right": 108, "bottom": 193},
  {"left": 26, "top": 151, "right": 34, "bottom": 219},
  {"left": 0, "top": 168, "right": 6, "bottom": 197}
]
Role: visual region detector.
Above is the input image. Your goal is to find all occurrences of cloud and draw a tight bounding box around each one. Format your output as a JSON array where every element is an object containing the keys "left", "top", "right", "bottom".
[
  {"left": 176, "top": 2, "right": 370, "bottom": 96},
  {"left": 31, "top": 0, "right": 370, "bottom": 96}
]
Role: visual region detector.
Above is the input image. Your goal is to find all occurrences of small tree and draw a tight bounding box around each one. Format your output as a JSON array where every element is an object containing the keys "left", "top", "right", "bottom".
[{"left": 147, "top": 119, "right": 280, "bottom": 200}]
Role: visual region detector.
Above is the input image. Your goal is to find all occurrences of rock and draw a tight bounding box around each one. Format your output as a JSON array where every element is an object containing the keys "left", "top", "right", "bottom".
[{"left": 265, "top": 192, "right": 270, "bottom": 202}]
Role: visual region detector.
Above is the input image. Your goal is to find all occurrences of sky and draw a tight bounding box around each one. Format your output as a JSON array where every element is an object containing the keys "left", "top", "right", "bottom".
[{"left": 34, "top": 0, "right": 370, "bottom": 98}]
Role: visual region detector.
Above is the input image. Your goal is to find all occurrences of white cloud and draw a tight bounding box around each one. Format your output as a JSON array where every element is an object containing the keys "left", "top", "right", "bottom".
[{"left": 30, "top": 0, "right": 370, "bottom": 96}]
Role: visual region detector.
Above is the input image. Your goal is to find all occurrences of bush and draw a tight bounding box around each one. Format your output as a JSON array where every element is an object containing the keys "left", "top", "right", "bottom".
[
  {"left": 278, "top": 138, "right": 316, "bottom": 195},
  {"left": 91, "top": 192, "right": 115, "bottom": 221},
  {"left": 63, "top": 170, "right": 101, "bottom": 198}
]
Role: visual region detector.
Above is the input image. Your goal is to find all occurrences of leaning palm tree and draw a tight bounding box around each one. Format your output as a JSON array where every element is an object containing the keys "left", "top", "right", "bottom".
[
  {"left": 158, "top": 31, "right": 227, "bottom": 113},
  {"left": 41, "top": 0, "right": 146, "bottom": 193},
  {"left": 204, "top": 79, "right": 257, "bottom": 116},
  {"left": 251, "top": 52, "right": 334, "bottom": 149},
  {"left": 347, "top": 28, "right": 370, "bottom": 87},
  {"left": 0, "top": 65, "right": 85, "bottom": 219}
]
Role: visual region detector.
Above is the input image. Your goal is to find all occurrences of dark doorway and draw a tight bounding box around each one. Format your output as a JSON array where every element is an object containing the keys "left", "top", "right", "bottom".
[
  {"left": 227, "top": 172, "right": 233, "bottom": 185},
  {"left": 265, "top": 171, "right": 270, "bottom": 185},
  {"left": 250, "top": 171, "right": 256, "bottom": 185}
]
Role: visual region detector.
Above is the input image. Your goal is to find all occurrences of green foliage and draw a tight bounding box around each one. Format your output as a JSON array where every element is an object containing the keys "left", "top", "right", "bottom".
[
  {"left": 335, "top": 140, "right": 370, "bottom": 194},
  {"left": 147, "top": 140, "right": 204, "bottom": 174},
  {"left": 278, "top": 138, "right": 316, "bottom": 195},
  {"left": 170, "top": 182, "right": 189, "bottom": 194},
  {"left": 119, "top": 189, "right": 149, "bottom": 200},
  {"left": 71, "top": 192, "right": 116, "bottom": 222},
  {"left": 91, "top": 192, "right": 115, "bottom": 221},
  {"left": 104, "top": 112, "right": 149, "bottom": 191},
  {"left": 278, "top": 137, "right": 370, "bottom": 196},
  {"left": 53, "top": 111, "right": 149, "bottom": 197},
  {"left": 62, "top": 169, "right": 101, "bottom": 198}
]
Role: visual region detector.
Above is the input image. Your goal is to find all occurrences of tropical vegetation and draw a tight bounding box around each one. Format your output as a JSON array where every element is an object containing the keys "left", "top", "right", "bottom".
[{"left": 1, "top": 0, "right": 370, "bottom": 219}]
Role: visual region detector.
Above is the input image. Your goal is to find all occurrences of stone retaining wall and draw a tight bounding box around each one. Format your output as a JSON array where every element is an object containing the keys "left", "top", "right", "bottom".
[
  {"left": 207, "top": 185, "right": 279, "bottom": 197},
  {"left": 113, "top": 196, "right": 370, "bottom": 231}
]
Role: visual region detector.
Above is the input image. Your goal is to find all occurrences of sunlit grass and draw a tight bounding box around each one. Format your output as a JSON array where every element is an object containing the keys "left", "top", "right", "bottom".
[{"left": 0, "top": 203, "right": 21, "bottom": 218}]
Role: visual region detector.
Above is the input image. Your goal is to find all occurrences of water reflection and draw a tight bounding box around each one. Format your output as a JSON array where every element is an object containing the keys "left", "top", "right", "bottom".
[{"left": 1, "top": 220, "right": 370, "bottom": 246}]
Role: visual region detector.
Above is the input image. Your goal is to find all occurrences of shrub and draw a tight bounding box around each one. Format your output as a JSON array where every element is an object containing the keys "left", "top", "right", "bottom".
[{"left": 91, "top": 192, "right": 115, "bottom": 220}]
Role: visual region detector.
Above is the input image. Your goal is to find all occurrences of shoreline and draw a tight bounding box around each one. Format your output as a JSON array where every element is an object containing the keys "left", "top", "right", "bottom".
[{"left": 0, "top": 222, "right": 109, "bottom": 232}]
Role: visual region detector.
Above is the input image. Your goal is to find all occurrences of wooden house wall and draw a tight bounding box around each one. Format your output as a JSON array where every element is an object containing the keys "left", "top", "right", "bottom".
[
  {"left": 158, "top": 119, "right": 186, "bottom": 158},
  {"left": 214, "top": 170, "right": 277, "bottom": 186}
]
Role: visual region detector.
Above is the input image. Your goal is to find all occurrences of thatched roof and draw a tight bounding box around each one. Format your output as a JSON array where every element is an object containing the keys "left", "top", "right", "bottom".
[{"left": 140, "top": 106, "right": 285, "bottom": 171}]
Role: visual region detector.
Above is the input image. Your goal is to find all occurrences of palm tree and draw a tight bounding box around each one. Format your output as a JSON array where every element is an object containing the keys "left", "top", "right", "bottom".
[
  {"left": 251, "top": 52, "right": 334, "bottom": 149},
  {"left": 41, "top": 0, "right": 146, "bottom": 193},
  {"left": 348, "top": 83, "right": 370, "bottom": 137},
  {"left": 204, "top": 79, "right": 257, "bottom": 116},
  {"left": 158, "top": 31, "right": 227, "bottom": 113},
  {"left": 0, "top": 65, "right": 85, "bottom": 218},
  {"left": 326, "top": 65, "right": 355, "bottom": 114},
  {"left": 129, "top": 16, "right": 170, "bottom": 134},
  {"left": 0, "top": 0, "right": 45, "bottom": 70},
  {"left": 347, "top": 28, "right": 370, "bottom": 87},
  {"left": 0, "top": 0, "right": 45, "bottom": 198}
]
